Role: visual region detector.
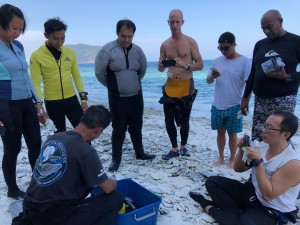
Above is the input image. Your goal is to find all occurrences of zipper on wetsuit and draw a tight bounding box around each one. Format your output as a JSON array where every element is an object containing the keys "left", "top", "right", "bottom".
[
  {"left": 56, "top": 58, "right": 64, "bottom": 99},
  {"left": 8, "top": 43, "right": 32, "bottom": 97},
  {"left": 47, "top": 45, "right": 64, "bottom": 99},
  {"left": 123, "top": 48, "right": 129, "bottom": 69}
]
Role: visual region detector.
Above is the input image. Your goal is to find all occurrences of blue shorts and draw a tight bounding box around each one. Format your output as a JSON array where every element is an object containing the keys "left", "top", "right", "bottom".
[{"left": 211, "top": 105, "right": 242, "bottom": 133}]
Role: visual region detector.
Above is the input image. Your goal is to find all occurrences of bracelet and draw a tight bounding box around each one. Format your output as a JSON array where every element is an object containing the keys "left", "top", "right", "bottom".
[
  {"left": 36, "top": 100, "right": 43, "bottom": 105},
  {"left": 79, "top": 92, "right": 88, "bottom": 101}
]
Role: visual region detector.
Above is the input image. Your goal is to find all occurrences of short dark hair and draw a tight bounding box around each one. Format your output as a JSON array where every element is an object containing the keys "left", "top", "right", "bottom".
[
  {"left": 116, "top": 19, "right": 136, "bottom": 34},
  {"left": 273, "top": 110, "right": 299, "bottom": 141},
  {"left": 0, "top": 4, "right": 26, "bottom": 33},
  {"left": 80, "top": 105, "right": 110, "bottom": 129},
  {"left": 218, "top": 32, "right": 235, "bottom": 44},
  {"left": 44, "top": 17, "right": 67, "bottom": 34}
]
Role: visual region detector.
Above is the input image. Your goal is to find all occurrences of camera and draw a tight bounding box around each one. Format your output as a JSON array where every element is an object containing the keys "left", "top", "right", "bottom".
[{"left": 243, "top": 134, "right": 251, "bottom": 147}]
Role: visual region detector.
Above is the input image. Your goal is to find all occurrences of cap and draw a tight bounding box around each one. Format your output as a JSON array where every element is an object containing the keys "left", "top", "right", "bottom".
[{"left": 218, "top": 32, "right": 235, "bottom": 44}]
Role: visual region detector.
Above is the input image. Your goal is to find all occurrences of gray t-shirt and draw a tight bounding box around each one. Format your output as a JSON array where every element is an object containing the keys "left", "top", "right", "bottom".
[
  {"left": 26, "top": 131, "right": 108, "bottom": 206},
  {"left": 209, "top": 55, "right": 251, "bottom": 110}
]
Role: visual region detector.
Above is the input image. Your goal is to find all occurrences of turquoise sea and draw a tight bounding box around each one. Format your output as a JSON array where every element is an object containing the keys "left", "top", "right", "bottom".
[{"left": 79, "top": 60, "right": 300, "bottom": 120}]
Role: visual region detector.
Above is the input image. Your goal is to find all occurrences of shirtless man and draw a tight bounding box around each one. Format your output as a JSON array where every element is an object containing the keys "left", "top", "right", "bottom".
[{"left": 158, "top": 9, "right": 203, "bottom": 160}]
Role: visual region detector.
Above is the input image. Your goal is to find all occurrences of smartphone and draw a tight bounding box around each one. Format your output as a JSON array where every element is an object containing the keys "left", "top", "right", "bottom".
[
  {"left": 210, "top": 67, "right": 219, "bottom": 72},
  {"left": 162, "top": 60, "right": 176, "bottom": 67},
  {"left": 0, "top": 126, "right": 6, "bottom": 136}
]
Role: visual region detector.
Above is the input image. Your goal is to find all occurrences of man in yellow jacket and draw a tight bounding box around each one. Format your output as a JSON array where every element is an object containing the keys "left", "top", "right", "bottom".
[{"left": 30, "top": 18, "right": 88, "bottom": 132}]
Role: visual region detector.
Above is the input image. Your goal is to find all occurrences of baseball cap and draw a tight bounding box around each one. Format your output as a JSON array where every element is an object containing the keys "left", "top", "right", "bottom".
[{"left": 218, "top": 32, "right": 235, "bottom": 44}]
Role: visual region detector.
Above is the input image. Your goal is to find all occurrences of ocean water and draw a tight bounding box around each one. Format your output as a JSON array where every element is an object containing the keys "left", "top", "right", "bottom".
[{"left": 79, "top": 61, "right": 300, "bottom": 120}]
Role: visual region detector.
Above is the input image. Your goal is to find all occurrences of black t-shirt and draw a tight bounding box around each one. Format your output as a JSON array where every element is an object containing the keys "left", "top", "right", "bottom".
[
  {"left": 244, "top": 32, "right": 300, "bottom": 98},
  {"left": 26, "top": 131, "right": 108, "bottom": 207}
]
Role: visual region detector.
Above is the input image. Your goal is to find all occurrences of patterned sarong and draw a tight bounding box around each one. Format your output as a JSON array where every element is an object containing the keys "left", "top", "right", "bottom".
[{"left": 252, "top": 95, "right": 296, "bottom": 141}]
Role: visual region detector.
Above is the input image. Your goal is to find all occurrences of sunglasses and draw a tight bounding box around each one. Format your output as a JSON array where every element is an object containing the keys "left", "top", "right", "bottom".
[{"left": 217, "top": 45, "right": 232, "bottom": 51}]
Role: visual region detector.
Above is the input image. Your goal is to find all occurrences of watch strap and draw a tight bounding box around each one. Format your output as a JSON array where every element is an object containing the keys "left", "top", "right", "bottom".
[
  {"left": 79, "top": 92, "right": 88, "bottom": 101},
  {"left": 252, "top": 158, "right": 263, "bottom": 167},
  {"left": 185, "top": 64, "right": 191, "bottom": 70}
]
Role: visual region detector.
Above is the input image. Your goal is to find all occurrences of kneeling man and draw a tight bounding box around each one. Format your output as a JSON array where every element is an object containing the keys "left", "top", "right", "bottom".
[{"left": 22, "top": 105, "right": 123, "bottom": 225}]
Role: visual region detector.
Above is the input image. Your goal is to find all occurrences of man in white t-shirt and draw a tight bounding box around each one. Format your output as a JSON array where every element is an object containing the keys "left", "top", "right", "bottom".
[
  {"left": 190, "top": 110, "right": 300, "bottom": 225},
  {"left": 206, "top": 32, "right": 251, "bottom": 168}
]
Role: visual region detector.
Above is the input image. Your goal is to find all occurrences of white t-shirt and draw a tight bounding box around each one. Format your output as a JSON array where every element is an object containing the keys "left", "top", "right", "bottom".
[{"left": 209, "top": 55, "right": 251, "bottom": 110}]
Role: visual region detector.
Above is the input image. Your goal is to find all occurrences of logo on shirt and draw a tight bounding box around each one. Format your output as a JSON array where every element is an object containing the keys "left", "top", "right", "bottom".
[
  {"left": 265, "top": 50, "right": 279, "bottom": 57},
  {"left": 33, "top": 140, "right": 67, "bottom": 186},
  {"left": 264, "top": 168, "right": 275, "bottom": 177},
  {"left": 98, "top": 168, "right": 105, "bottom": 177},
  {"left": 64, "top": 57, "right": 71, "bottom": 62}
]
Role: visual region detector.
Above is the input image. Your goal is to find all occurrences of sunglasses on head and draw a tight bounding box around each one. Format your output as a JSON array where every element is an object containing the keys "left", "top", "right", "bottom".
[{"left": 217, "top": 45, "right": 231, "bottom": 51}]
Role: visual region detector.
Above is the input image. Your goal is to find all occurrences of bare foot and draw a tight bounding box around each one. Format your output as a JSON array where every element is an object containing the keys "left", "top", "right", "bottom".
[
  {"left": 205, "top": 205, "right": 213, "bottom": 213},
  {"left": 228, "top": 160, "right": 234, "bottom": 169},
  {"left": 213, "top": 158, "right": 224, "bottom": 166}
]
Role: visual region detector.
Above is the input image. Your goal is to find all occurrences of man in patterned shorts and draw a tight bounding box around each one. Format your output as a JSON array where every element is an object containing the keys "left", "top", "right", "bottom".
[{"left": 207, "top": 32, "right": 250, "bottom": 168}]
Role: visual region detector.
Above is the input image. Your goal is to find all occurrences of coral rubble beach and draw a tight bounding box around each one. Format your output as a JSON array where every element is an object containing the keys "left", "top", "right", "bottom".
[{"left": 0, "top": 105, "right": 299, "bottom": 225}]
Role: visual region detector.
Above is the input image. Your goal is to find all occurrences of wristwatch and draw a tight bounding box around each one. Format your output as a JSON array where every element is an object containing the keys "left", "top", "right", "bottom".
[
  {"left": 185, "top": 64, "right": 191, "bottom": 70},
  {"left": 79, "top": 92, "right": 88, "bottom": 101},
  {"left": 252, "top": 158, "right": 263, "bottom": 167}
]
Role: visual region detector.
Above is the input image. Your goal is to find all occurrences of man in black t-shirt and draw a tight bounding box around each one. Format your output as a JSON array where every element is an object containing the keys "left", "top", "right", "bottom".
[
  {"left": 241, "top": 9, "right": 300, "bottom": 141},
  {"left": 21, "top": 105, "right": 123, "bottom": 225}
]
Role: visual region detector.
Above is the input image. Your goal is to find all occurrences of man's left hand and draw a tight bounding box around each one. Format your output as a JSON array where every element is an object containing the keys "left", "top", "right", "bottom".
[
  {"left": 265, "top": 66, "right": 287, "bottom": 80},
  {"left": 175, "top": 58, "right": 187, "bottom": 69},
  {"left": 81, "top": 102, "right": 88, "bottom": 112}
]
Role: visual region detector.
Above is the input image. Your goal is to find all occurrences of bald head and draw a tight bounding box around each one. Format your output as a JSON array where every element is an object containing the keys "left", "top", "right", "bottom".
[
  {"left": 261, "top": 9, "right": 285, "bottom": 39},
  {"left": 261, "top": 9, "right": 282, "bottom": 22},
  {"left": 169, "top": 9, "right": 183, "bottom": 19}
]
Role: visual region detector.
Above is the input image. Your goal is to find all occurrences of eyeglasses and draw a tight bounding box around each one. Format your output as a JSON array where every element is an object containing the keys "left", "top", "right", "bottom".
[
  {"left": 262, "top": 122, "right": 283, "bottom": 133},
  {"left": 217, "top": 45, "right": 231, "bottom": 51}
]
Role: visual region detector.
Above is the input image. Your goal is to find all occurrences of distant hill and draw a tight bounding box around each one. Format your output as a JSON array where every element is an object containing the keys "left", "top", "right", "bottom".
[{"left": 66, "top": 44, "right": 102, "bottom": 64}]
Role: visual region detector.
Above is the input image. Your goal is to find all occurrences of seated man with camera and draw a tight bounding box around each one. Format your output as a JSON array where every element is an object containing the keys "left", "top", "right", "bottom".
[{"left": 190, "top": 110, "right": 300, "bottom": 225}]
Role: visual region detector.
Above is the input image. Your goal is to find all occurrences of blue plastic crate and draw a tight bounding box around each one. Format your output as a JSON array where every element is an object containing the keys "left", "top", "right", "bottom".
[{"left": 92, "top": 178, "right": 162, "bottom": 225}]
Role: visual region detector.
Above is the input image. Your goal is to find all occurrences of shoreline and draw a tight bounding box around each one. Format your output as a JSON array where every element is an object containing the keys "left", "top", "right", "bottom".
[{"left": 0, "top": 105, "right": 299, "bottom": 224}]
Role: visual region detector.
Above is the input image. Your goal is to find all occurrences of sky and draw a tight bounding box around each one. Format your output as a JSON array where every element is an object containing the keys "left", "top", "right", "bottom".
[{"left": 2, "top": 0, "right": 300, "bottom": 61}]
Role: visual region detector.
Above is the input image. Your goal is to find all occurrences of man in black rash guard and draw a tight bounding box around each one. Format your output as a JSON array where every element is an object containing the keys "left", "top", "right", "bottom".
[{"left": 241, "top": 9, "right": 300, "bottom": 141}]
